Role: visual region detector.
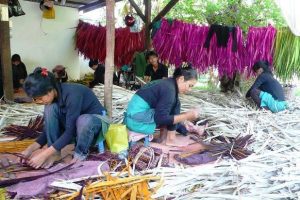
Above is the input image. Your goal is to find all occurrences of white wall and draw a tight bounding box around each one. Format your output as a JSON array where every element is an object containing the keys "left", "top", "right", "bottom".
[
  {"left": 10, "top": 1, "right": 81, "bottom": 79},
  {"left": 79, "top": 56, "right": 93, "bottom": 78}
]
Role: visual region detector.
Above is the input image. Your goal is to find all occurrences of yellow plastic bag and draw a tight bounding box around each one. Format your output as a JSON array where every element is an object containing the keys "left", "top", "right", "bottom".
[
  {"left": 43, "top": 8, "right": 55, "bottom": 19},
  {"left": 105, "top": 124, "right": 128, "bottom": 153}
]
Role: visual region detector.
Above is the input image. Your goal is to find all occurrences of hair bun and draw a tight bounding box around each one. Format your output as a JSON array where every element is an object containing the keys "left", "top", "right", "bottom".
[
  {"left": 33, "top": 67, "right": 42, "bottom": 74},
  {"left": 263, "top": 60, "right": 270, "bottom": 66}
]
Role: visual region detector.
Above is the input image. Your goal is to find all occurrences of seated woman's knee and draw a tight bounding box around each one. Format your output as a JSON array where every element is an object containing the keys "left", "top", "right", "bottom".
[
  {"left": 76, "top": 114, "right": 101, "bottom": 127},
  {"left": 44, "top": 104, "right": 59, "bottom": 117}
]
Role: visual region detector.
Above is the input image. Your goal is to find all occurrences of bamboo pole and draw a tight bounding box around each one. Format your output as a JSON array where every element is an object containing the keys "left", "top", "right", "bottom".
[
  {"left": 144, "top": 0, "right": 151, "bottom": 50},
  {"left": 0, "top": 2, "right": 14, "bottom": 101},
  {"left": 104, "top": 0, "right": 115, "bottom": 119}
]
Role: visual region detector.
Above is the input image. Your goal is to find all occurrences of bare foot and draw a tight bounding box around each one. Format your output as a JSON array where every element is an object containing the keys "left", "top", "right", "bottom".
[
  {"left": 70, "top": 157, "right": 83, "bottom": 164},
  {"left": 152, "top": 127, "right": 168, "bottom": 143},
  {"left": 42, "top": 153, "right": 61, "bottom": 169},
  {"left": 165, "top": 140, "right": 189, "bottom": 147},
  {"left": 62, "top": 154, "right": 74, "bottom": 163},
  {"left": 165, "top": 132, "right": 191, "bottom": 147}
]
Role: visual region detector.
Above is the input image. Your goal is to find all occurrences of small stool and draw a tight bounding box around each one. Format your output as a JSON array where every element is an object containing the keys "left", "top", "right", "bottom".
[
  {"left": 98, "top": 141, "right": 105, "bottom": 153},
  {"left": 97, "top": 110, "right": 107, "bottom": 153},
  {"left": 129, "top": 135, "right": 150, "bottom": 147}
]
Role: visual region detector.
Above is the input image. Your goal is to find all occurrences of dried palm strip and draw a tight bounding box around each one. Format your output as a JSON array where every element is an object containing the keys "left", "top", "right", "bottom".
[
  {"left": 0, "top": 139, "right": 34, "bottom": 153},
  {"left": 0, "top": 104, "right": 43, "bottom": 131}
]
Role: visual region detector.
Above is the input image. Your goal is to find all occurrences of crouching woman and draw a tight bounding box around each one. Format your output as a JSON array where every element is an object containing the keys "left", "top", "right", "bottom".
[
  {"left": 246, "top": 61, "right": 288, "bottom": 112},
  {"left": 124, "top": 65, "right": 200, "bottom": 147},
  {"left": 21, "top": 67, "right": 106, "bottom": 168}
]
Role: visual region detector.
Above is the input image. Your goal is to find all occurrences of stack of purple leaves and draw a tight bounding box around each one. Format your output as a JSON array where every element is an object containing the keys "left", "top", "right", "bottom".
[
  {"left": 175, "top": 134, "right": 254, "bottom": 165},
  {"left": 1, "top": 116, "right": 43, "bottom": 140}
]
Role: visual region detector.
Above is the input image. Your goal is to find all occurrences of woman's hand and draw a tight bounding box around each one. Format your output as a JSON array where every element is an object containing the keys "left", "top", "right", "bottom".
[
  {"left": 185, "top": 108, "right": 200, "bottom": 121},
  {"left": 28, "top": 151, "right": 49, "bottom": 169},
  {"left": 20, "top": 148, "right": 33, "bottom": 163},
  {"left": 20, "top": 142, "right": 41, "bottom": 163},
  {"left": 28, "top": 146, "right": 57, "bottom": 169},
  {"left": 174, "top": 108, "right": 200, "bottom": 124}
]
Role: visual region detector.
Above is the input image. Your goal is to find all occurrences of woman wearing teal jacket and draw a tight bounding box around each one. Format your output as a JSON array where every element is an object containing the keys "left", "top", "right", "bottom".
[
  {"left": 124, "top": 65, "right": 199, "bottom": 146},
  {"left": 246, "top": 61, "right": 288, "bottom": 113}
]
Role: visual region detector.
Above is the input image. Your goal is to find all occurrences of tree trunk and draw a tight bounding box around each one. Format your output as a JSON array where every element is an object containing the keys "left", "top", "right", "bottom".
[
  {"left": 0, "top": 2, "right": 14, "bottom": 101},
  {"left": 144, "top": 0, "right": 151, "bottom": 49},
  {"left": 104, "top": 0, "right": 115, "bottom": 119},
  {"left": 219, "top": 72, "right": 240, "bottom": 93}
]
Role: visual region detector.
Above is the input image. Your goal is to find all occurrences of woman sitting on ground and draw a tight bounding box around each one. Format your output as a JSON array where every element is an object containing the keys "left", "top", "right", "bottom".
[
  {"left": 124, "top": 64, "right": 200, "bottom": 147},
  {"left": 246, "top": 60, "right": 288, "bottom": 113},
  {"left": 21, "top": 67, "right": 106, "bottom": 169}
]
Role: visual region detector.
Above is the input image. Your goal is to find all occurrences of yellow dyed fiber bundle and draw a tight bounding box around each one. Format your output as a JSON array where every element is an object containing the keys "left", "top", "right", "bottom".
[{"left": 0, "top": 140, "right": 34, "bottom": 153}]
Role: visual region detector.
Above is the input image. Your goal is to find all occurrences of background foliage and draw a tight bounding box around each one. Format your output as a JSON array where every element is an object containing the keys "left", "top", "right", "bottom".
[{"left": 157, "top": 0, "right": 285, "bottom": 32}]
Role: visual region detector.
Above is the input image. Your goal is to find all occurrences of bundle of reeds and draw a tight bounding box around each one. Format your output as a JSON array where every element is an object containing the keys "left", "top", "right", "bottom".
[
  {"left": 274, "top": 28, "right": 300, "bottom": 80},
  {"left": 0, "top": 140, "right": 34, "bottom": 153},
  {"left": 1, "top": 116, "right": 43, "bottom": 140},
  {"left": 0, "top": 103, "right": 43, "bottom": 131},
  {"left": 61, "top": 166, "right": 161, "bottom": 200},
  {"left": 208, "top": 134, "right": 254, "bottom": 160}
]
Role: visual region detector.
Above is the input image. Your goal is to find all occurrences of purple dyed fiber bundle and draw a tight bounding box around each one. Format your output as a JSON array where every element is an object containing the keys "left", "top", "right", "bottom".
[
  {"left": 7, "top": 161, "right": 109, "bottom": 199},
  {"left": 243, "top": 26, "right": 277, "bottom": 76},
  {"left": 174, "top": 151, "right": 218, "bottom": 165},
  {"left": 153, "top": 19, "right": 277, "bottom": 78},
  {"left": 206, "top": 25, "right": 244, "bottom": 77}
]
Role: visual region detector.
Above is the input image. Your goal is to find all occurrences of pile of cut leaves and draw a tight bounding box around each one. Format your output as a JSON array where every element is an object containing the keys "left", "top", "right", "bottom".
[
  {"left": 175, "top": 134, "right": 254, "bottom": 165},
  {"left": 1, "top": 116, "right": 43, "bottom": 140}
]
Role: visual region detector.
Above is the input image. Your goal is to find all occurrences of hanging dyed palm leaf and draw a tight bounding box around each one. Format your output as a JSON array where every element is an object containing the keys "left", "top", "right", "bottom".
[{"left": 273, "top": 28, "right": 300, "bottom": 80}]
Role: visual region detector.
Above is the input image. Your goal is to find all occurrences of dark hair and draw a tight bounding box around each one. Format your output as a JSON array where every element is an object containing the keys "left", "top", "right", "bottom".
[
  {"left": 89, "top": 59, "right": 98, "bottom": 68},
  {"left": 173, "top": 63, "right": 198, "bottom": 81},
  {"left": 23, "top": 67, "right": 57, "bottom": 98},
  {"left": 145, "top": 51, "right": 158, "bottom": 60},
  {"left": 11, "top": 54, "right": 21, "bottom": 62},
  {"left": 52, "top": 65, "right": 68, "bottom": 82},
  {"left": 253, "top": 60, "right": 272, "bottom": 74}
]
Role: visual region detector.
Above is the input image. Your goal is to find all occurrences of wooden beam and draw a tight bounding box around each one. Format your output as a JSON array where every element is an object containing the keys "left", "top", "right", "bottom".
[
  {"left": 65, "top": 0, "right": 87, "bottom": 6},
  {"left": 144, "top": 0, "right": 151, "bottom": 49},
  {"left": 79, "top": 0, "right": 122, "bottom": 12},
  {"left": 79, "top": 0, "right": 105, "bottom": 12},
  {"left": 128, "top": 0, "right": 146, "bottom": 23},
  {"left": 150, "top": 0, "right": 179, "bottom": 28},
  {"left": 0, "top": 2, "right": 14, "bottom": 101},
  {"left": 104, "top": 0, "right": 115, "bottom": 119},
  {"left": 23, "top": 0, "right": 87, "bottom": 8}
]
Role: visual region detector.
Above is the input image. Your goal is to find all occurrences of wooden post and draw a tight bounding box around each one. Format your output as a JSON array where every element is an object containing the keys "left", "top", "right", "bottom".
[
  {"left": 0, "top": 2, "right": 14, "bottom": 101},
  {"left": 104, "top": 0, "right": 115, "bottom": 119},
  {"left": 144, "top": 0, "right": 151, "bottom": 50}
]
